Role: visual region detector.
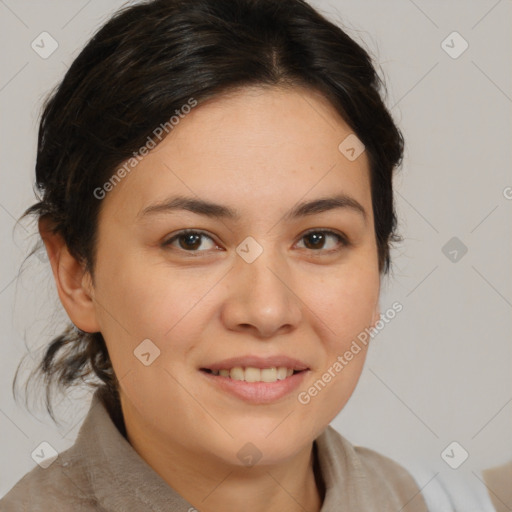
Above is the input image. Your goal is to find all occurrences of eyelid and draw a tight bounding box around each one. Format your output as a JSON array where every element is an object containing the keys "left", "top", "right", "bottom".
[
  {"left": 162, "top": 229, "right": 220, "bottom": 252},
  {"left": 299, "top": 227, "right": 349, "bottom": 244},
  {"left": 162, "top": 228, "right": 350, "bottom": 254},
  {"left": 295, "top": 228, "right": 350, "bottom": 251}
]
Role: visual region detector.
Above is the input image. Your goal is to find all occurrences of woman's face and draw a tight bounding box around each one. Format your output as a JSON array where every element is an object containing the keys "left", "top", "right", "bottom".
[{"left": 90, "top": 85, "right": 380, "bottom": 466}]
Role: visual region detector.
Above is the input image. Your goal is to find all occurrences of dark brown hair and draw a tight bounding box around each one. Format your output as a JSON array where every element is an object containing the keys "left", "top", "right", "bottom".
[{"left": 14, "top": 0, "right": 404, "bottom": 420}]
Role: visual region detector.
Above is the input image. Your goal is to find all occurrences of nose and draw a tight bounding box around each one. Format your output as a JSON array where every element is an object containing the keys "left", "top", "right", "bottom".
[{"left": 220, "top": 247, "right": 303, "bottom": 339}]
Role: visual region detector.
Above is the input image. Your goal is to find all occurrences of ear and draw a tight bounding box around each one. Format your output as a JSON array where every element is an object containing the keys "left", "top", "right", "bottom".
[{"left": 39, "top": 217, "right": 101, "bottom": 333}]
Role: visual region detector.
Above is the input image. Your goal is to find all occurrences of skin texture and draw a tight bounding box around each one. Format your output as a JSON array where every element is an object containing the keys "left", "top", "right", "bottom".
[{"left": 41, "top": 85, "right": 382, "bottom": 512}]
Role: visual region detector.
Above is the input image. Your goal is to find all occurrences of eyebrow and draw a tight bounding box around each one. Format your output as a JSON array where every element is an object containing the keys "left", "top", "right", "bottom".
[{"left": 138, "top": 193, "right": 367, "bottom": 224}]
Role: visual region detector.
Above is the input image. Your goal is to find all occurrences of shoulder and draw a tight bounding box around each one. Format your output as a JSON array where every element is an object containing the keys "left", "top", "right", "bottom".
[
  {"left": 0, "top": 445, "right": 100, "bottom": 511},
  {"left": 318, "top": 426, "right": 428, "bottom": 511},
  {"left": 483, "top": 460, "right": 512, "bottom": 512},
  {"left": 354, "top": 444, "right": 425, "bottom": 503}
]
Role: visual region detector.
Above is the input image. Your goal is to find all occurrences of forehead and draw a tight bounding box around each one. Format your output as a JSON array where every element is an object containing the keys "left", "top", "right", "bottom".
[{"left": 99, "top": 85, "right": 372, "bottom": 224}]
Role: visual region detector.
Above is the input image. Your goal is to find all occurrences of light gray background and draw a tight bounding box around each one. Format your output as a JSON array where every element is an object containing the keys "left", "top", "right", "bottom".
[{"left": 1, "top": 0, "right": 511, "bottom": 502}]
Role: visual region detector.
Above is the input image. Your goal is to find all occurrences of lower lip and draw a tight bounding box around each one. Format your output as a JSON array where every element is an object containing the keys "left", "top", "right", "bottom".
[{"left": 199, "top": 370, "right": 309, "bottom": 404}]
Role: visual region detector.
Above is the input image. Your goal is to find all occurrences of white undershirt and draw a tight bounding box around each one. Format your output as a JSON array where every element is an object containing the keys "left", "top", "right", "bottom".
[{"left": 405, "top": 464, "right": 497, "bottom": 512}]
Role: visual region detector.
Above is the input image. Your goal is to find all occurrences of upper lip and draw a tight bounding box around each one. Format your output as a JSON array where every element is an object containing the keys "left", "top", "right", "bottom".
[{"left": 201, "top": 355, "right": 310, "bottom": 372}]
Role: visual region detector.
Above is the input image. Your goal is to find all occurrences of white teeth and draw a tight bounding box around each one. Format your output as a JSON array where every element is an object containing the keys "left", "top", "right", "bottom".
[
  {"left": 230, "top": 367, "right": 245, "bottom": 381},
  {"left": 208, "top": 366, "right": 300, "bottom": 383},
  {"left": 276, "top": 367, "right": 288, "bottom": 380},
  {"left": 261, "top": 368, "right": 277, "bottom": 382},
  {"left": 245, "top": 367, "right": 261, "bottom": 382}
]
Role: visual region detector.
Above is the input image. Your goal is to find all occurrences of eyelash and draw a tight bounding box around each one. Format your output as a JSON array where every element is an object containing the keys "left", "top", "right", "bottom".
[{"left": 162, "top": 228, "right": 350, "bottom": 256}]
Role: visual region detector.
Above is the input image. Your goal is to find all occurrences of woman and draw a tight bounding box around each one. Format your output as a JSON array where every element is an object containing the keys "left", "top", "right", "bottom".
[{"left": 1, "top": 0, "right": 430, "bottom": 510}]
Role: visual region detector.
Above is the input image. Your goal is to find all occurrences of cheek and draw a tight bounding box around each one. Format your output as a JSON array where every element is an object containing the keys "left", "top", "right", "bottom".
[
  {"left": 93, "top": 248, "right": 218, "bottom": 361},
  {"left": 304, "top": 261, "right": 379, "bottom": 346},
  {"left": 293, "top": 259, "right": 378, "bottom": 418},
  {"left": 295, "top": 267, "right": 377, "bottom": 426}
]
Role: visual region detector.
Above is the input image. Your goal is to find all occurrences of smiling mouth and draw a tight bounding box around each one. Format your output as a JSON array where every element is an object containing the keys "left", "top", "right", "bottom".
[{"left": 200, "top": 367, "right": 305, "bottom": 383}]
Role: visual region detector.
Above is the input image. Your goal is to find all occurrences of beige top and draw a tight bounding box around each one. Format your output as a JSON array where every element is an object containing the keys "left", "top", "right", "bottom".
[
  {"left": 483, "top": 461, "right": 512, "bottom": 512},
  {"left": 0, "top": 386, "right": 428, "bottom": 511}
]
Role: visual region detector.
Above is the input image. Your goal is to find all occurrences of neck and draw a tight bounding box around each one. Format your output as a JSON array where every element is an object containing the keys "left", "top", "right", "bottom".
[{"left": 121, "top": 400, "right": 324, "bottom": 512}]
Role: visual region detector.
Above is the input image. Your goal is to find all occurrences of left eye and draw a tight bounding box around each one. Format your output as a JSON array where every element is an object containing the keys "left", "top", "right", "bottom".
[{"left": 163, "top": 230, "right": 218, "bottom": 252}]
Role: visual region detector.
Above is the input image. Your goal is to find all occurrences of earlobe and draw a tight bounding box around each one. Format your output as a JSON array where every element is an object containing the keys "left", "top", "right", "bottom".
[{"left": 39, "top": 218, "right": 101, "bottom": 333}]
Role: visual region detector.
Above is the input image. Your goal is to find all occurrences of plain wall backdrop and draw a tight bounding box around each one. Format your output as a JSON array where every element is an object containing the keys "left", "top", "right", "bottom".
[{"left": 1, "top": 0, "right": 511, "bottom": 500}]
